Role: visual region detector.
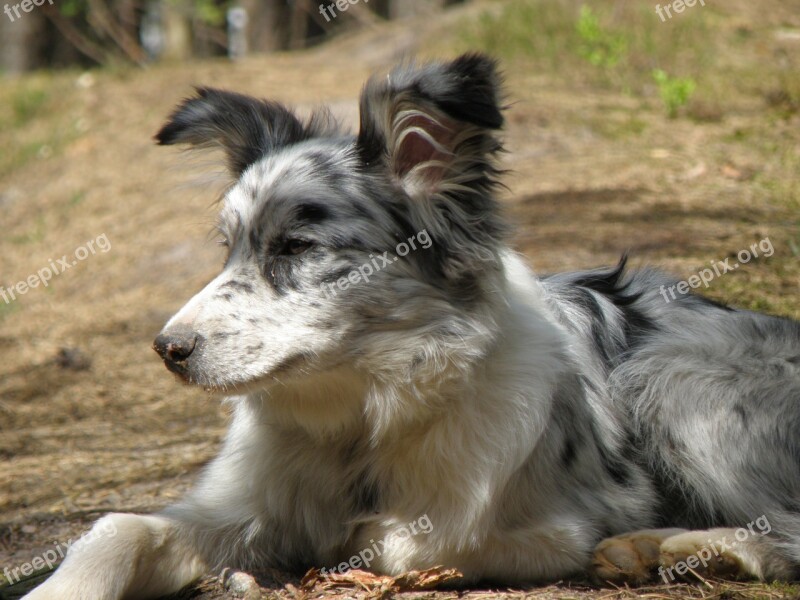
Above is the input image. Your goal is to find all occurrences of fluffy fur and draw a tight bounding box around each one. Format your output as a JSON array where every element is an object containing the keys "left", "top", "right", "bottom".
[{"left": 24, "top": 54, "right": 800, "bottom": 600}]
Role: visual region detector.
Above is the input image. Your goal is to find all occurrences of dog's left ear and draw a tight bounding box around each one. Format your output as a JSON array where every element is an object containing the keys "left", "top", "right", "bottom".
[
  {"left": 155, "top": 87, "right": 334, "bottom": 176},
  {"left": 357, "top": 53, "right": 504, "bottom": 200}
]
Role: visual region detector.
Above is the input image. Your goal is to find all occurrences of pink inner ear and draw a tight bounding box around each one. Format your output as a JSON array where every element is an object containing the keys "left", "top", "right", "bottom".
[{"left": 394, "top": 114, "right": 456, "bottom": 187}]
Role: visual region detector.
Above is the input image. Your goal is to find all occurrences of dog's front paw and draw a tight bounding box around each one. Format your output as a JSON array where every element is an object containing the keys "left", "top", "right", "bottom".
[
  {"left": 658, "top": 529, "right": 745, "bottom": 581},
  {"left": 591, "top": 529, "right": 688, "bottom": 586},
  {"left": 22, "top": 577, "right": 84, "bottom": 600}
]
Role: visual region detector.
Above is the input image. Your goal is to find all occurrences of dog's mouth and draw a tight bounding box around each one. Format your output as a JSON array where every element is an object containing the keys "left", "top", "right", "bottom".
[
  {"left": 163, "top": 357, "right": 191, "bottom": 379},
  {"left": 157, "top": 351, "right": 313, "bottom": 393},
  {"left": 152, "top": 328, "right": 202, "bottom": 383}
]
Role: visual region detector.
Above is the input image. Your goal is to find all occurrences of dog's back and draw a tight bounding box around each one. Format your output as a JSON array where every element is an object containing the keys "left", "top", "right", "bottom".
[{"left": 543, "top": 260, "right": 800, "bottom": 579}]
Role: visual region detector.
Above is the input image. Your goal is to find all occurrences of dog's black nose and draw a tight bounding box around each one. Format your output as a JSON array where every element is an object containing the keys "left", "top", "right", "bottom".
[{"left": 153, "top": 329, "right": 197, "bottom": 368}]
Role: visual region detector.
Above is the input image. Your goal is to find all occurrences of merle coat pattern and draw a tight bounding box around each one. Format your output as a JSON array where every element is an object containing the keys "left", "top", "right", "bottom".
[{"left": 25, "top": 54, "right": 800, "bottom": 599}]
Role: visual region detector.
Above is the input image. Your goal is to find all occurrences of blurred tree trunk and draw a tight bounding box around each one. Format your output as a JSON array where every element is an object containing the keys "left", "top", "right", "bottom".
[
  {"left": 241, "top": 0, "right": 291, "bottom": 52},
  {"left": 86, "top": 0, "right": 146, "bottom": 63},
  {"left": 289, "top": 0, "right": 310, "bottom": 50},
  {"left": 112, "top": 0, "right": 138, "bottom": 41},
  {"left": 160, "top": 0, "right": 192, "bottom": 61},
  {"left": 45, "top": 20, "right": 86, "bottom": 68},
  {"left": 0, "top": 10, "right": 47, "bottom": 73}
]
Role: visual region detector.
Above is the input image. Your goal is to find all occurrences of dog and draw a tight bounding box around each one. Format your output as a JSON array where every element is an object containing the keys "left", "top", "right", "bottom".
[{"left": 24, "top": 53, "right": 800, "bottom": 599}]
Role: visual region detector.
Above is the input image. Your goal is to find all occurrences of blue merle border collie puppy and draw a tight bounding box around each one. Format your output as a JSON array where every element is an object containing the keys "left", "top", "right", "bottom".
[{"left": 24, "top": 53, "right": 800, "bottom": 599}]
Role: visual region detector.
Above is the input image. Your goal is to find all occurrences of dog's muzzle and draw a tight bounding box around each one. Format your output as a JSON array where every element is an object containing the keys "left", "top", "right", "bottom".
[{"left": 153, "top": 325, "right": 199, "bottom": 378}]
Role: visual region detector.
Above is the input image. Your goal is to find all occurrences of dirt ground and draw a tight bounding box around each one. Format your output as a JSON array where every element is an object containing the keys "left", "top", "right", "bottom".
[{"left": 0, "top": 0, "right": 798, "bottom": 598}]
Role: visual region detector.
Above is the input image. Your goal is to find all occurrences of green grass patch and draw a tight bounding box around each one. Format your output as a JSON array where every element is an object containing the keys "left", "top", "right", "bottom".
[
  {"left": 453, "top": 0, "right": 738, "bottom": 106},
  {"left": 575, "top": 5, "right": 627, "bottom": 70},
  {"left": 652, "top": 69, "right": 696, "bottom": 118},
  {"left": 0, "top": 71, "right": 83, "bottom": 177},
  {"left": 457, "top": 0, "right": 581, "bottom": 70},
  {"left": 11, "top": 86, "right": 49, "bottom": 127}
]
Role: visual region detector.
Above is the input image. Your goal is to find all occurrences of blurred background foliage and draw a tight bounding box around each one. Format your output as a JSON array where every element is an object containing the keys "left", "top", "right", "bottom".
[
  {"left": 0, "top": 0, "right": 798, "bottom": 313},
  {"left": 0, "top": 0, "right": 465, "bottom": 72}
]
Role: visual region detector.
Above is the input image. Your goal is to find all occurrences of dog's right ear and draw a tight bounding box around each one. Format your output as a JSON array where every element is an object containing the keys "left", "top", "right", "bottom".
[
  {"left": 155, "top": 87, "right": 320, "bottom": 176},
  {"left": 356, "top": 53, "right": 504, "bottom": 200},
  {"left": 355, "top": 54, "right": 508, "bottom": 272}
]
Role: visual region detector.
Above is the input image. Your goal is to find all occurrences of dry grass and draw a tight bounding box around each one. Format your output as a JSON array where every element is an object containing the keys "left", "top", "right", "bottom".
[{"left": 0, "top": 0, "right": 798, "bottom": 598}]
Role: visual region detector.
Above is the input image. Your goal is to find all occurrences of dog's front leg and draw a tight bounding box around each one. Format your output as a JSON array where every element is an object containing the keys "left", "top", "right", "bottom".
[{"left": 23, "top": 513, "right": 206, "bottom": 600}]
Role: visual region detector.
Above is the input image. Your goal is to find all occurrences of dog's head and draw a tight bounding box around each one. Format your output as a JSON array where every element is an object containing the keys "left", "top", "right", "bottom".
[{"left": 153, "top": 53, "right": 507, "bottom": 393}]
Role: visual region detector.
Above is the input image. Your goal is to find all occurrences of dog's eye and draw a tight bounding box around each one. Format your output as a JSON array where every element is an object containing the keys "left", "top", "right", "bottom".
[{"left": 285, "top": 239, "right": 313, "bottom": 255}]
